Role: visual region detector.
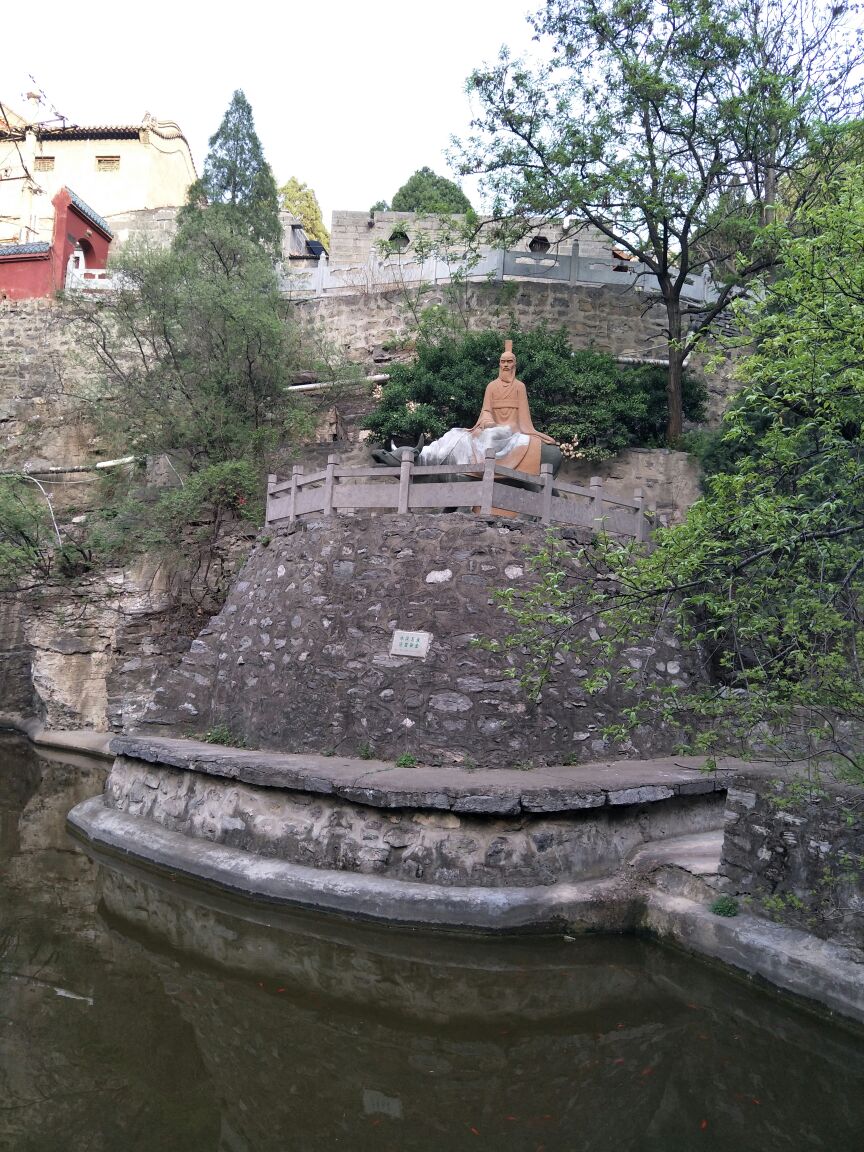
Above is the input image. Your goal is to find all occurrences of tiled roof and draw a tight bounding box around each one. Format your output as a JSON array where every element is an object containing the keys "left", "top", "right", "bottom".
[
  {"left": 0, "top": 241, "right": 51, "bottom": 257},
  {"left": 35, "top": 124, "right": 140, "bottom": 140},
  {"left": 67, "top": 189, "right": 113, "bottom": 238}
]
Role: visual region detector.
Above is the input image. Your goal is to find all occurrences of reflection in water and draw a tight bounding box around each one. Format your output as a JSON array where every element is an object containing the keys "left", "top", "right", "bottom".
[
  {"left": 2, "top": 732, "right": 864, "bottom": 1152},
  {"left": 0, "top": 734, "right": 218, "bottom": 1152}
]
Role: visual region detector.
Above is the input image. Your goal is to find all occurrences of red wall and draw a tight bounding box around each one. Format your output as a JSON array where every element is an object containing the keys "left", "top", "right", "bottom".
[
  {"left": 52, "top": 189, "right": 112, "bottom": 276},
  {"left": 0, "top": 188, "right": 111, "bottom": 300},
  {"left": 0, "top": 252, "right": 54, "bottom": 300}
]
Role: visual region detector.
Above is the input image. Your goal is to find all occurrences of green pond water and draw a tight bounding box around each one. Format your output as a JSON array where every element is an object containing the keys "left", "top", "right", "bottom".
[{"left": 2, "top": 730, "right": 863, "bottom": 1152}]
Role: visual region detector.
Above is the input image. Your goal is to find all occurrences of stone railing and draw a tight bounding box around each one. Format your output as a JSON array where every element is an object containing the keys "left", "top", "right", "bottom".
[
  {"left": 266, "top": 449, "right": 652, "bottom": 541},
  {"left": 64, "top": 267, "right": 116, "bottom": 292},
  {"left": 282, "top": 245, "right": 716, "bottom": 305}
]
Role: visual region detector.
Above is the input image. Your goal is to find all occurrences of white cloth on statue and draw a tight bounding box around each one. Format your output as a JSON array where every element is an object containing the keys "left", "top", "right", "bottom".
[{"left": 416, "top": 425, "right": 529, "bottom": 468}]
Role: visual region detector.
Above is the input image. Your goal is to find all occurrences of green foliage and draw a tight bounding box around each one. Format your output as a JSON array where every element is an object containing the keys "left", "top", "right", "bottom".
[
  {"left": 489, "top": 170, "right": 864, "bottom": 781},
  {"left": 180, "top": 90, "right": 282, "bottom": 255},
  {"left": 390, "top": 167, "right": 472, "bottom": 214},
  {"left": 762, "top": 892, "right": 806, "bottom": 918},
  {"left": 61, "top": 94, "right": 323, "bottom": 588},
  {"left": 456, "top": 0, "right": 864, "bottom": 439},
  {"left": 76, "top": 223, "right": 301, "bottom": 470},
  {"left": 370, "top": 200, "right": 390, "bottom": 213},
  {"left": 366, "top": 327, "right": 705, "bottom": 458},
  {"left": 199, "top": 722, "right": 246, "bottom": 747},
  {"left": 395, "top": 753, "right": 418, "bottom": 768},
  {"left": 279, "top": 176, "right": 330, "bottom": 247},
  {"left": 710, "top": 895, "right": 740, "bottom": 918},
  {"left": 85, "top": 461, "right": 261, "bottom": 568},
  {"left": 0, "top": 478, "right": 56, "bottom": 590}
]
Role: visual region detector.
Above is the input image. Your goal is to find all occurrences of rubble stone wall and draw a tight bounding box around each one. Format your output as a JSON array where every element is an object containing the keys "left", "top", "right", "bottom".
[
  {"left": 722, "top": 770, "right": 864, "bottom": 947},
  {"left": 141, "top": 513, "right": 702, "bottom": 767}
]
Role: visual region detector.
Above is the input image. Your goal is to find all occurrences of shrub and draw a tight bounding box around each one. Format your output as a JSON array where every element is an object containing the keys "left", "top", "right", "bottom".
[
  {"left": 709, "top": 894, "right": 740, "bottom": 917},
  {"left": 366, "top": 327, "right": 705, "bottom": 460}
]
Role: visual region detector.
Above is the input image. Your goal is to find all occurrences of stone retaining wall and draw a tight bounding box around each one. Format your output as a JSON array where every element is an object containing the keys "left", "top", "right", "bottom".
[
  {"left": 296, "top": 279, "right": 672, "bottom": 364},
  {"left": 141, "top": 514, "right": 702, "bottom": 766},
  {"left": 105, "top": 753, "right": 725, "bottom": 888},
  {"left": 722, "top": 769, "right": 864, "bottom": 946}
]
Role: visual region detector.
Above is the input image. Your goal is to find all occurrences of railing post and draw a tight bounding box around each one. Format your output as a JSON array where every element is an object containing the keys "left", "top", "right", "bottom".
[
  {"left": 397, "top": 447, "right": 413, "bottom": 514},
  {"left": 323, "top": 453, "right": 337, "bottom": 515},
  {"left": 479, "top": 447, "right": 497, "bottom": 515},
  {"left": 266, "top": 474, "right": 276, "bottom": 525},
  {"left": 315, "top": 252, "right": 327, "bottom": 298},
  {"left": 495, "top": 248, "right": 505, "bottom": 281},
  {"left": 540, "top": 462, "right": 554, "bottom": 524},
  {"left": 590, "top": 475, "right": 605, "bottom": 533},
  {"left": 633, "top": 486, "right": 645, "bottom": 543},
  {"left": 289, "top": 465, "right": 301, "bottom": 524},
  {"left": 569, "top": 239, "right": 581, "bottom": 284}
]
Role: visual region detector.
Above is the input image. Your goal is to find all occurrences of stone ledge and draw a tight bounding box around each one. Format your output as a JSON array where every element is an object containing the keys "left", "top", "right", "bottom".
[
  {"left": 68, "top": 795, "right": 864, "bottom": 1025},
  {"left": 644, "top": 890, "right": 864, "bottom": 1026},
  {"left": 68, "top": 796, "right": 631, "bottom": 931},
  {"left": 111, "top": 734, "right": 742, "bottom": 815}
]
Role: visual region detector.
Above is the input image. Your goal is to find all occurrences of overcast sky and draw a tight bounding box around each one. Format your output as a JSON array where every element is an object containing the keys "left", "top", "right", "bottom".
[{"left": 6, "top": 0, "right": 545, "bottom": 225}]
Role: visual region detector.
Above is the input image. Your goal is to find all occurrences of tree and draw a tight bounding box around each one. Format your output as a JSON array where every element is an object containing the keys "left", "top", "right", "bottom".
[
  {"left": 496, "top": 168, "right": 864, "bottom": 777},
  {"left": 457, "top": 0, "right": 863, "bottom": 441},
  {"left": 63, "top": 97, "right": 312, "bottom": 577},
  {"left": 77, "top": 220, "right": 298, "bottom": 469},
  {"left": 181, "top": 90, "right": 282, "bottom": 255},
  {"left": 390, "top": 167, "right": 473, "bottom": 213},
  {"left": 279, "top": 177, "right": 330, "bottom": 247}
]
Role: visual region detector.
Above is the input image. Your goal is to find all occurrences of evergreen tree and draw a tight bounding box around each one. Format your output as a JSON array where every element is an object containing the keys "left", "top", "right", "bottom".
[{"left": 182, "top": 90, "right": 282, "bottom": 255}]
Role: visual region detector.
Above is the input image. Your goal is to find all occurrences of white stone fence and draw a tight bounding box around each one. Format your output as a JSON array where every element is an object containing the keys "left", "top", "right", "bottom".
[
  {"left": 64, "top": 267, "right": 115, "bottom": 292},
  {"left": 281, "top": 245, "right": 717, "bottom": 305},
  {"left": 64, "top": 244, "right": 715, "bottom": 308},
  {"left": 266, "top": 449, "right": 652, "bottom": 541}
]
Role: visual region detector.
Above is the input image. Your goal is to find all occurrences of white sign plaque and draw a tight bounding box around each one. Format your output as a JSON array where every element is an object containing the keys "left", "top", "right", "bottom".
[{"left": 390, "top": 629, "right": 433, "bottom": 659}]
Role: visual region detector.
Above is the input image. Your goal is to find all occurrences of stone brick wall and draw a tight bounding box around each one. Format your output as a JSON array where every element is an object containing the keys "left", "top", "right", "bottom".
[
  {"left": 297, "top": 279, "right": 672, "bottom": 364},
  {"left": 105, "top": 753, "right": 724, "bottom": 886},
  {"left": 141, "top": 513, "right": 701, "bottom": 767},
  {"left": 722, "top": 770, "right": 864, "bottom": 946},
  {"left": 0, "top": 298, "right": 101, "bottom": 488},
  {"left": 328, "top": 210, "right": 609, "bottom": 266},
  {"left": 105, "top": 206, "right": 180, "bottom": 249},
  {"left": 559, "top": 448, "right": 702, "bottom": 527}
]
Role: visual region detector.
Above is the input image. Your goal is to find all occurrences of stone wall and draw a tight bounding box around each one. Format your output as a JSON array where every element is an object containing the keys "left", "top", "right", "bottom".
[
  {"left": 0, "top": 298, "right": 100, "bottom": 486},
  {"left": 105, "top": 206, "right": 180, "bottom": 249},
  {"left": 297, "top": 279, "right": 672, "bottom": 364},
  {"left": 559, "top": 448, "right": 702, "bottom": 527},
  {"left": 328, "top": 210, "right": 609, "bottom": 266},
  {"left": 104, "top": 753, "right": 724, "bottom": 887},
  {"left": 141, "top": 513, "right": 701, "bottom": 767},
  {"left": 722, "top": 769, "right": 864, "bottom": 946}
]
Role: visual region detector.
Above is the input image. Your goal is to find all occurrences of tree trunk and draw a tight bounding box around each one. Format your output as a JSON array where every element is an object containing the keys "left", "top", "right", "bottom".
[{"left": 665, "top": 298, "right": 684, "bottom": 443}]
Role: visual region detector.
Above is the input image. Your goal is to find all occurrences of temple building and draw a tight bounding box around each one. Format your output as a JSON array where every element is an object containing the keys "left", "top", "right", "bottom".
[{"left": 0, "top": 99, "right": 196, "bottom": 247}]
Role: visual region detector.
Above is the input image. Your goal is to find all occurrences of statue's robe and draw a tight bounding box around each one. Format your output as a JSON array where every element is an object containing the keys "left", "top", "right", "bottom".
[{"left": 471, "top": 377, "right": 544, "bottom": 475}]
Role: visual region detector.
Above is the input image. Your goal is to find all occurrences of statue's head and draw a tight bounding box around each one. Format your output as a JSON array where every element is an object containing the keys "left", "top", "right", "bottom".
[{"left": 499, "top": 339, "right": 516, "bottom": 382}]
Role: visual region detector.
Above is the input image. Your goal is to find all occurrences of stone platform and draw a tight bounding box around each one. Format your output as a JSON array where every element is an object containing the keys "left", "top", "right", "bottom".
[
  {"left": 67, "top": 736, "right": 864, "bottom": 1025},
  {"left": 71, "top": 737, "right": 735, "bottom": 899}
]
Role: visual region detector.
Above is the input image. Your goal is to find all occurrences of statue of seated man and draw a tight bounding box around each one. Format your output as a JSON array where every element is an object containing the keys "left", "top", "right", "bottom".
[{"left": 374, "top": 340, "right": 562, "bottom": 476}]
